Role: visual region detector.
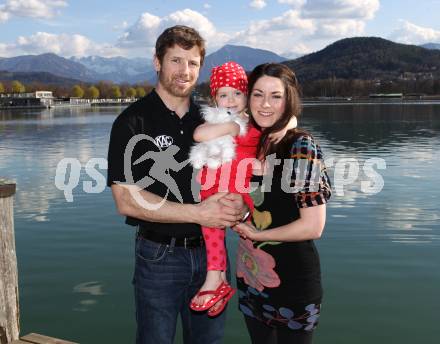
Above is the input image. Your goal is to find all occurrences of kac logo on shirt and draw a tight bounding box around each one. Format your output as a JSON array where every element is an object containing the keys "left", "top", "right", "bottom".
[{"left": 154, "top": 135, "right": 174, "bottom": 148}]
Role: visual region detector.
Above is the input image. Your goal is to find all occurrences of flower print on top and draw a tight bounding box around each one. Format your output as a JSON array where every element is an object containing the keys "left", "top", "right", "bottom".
[
  {"left": 236, "top": 239, "right": 280, "bottom": 292},
  {"left": 252, "top": 209, "right": 272, "bottom": 230}
]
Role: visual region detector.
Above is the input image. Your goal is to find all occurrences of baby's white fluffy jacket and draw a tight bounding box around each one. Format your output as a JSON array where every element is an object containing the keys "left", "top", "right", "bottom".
[{"left": 189, "top": 107, "right": 248, "bottom": 169}]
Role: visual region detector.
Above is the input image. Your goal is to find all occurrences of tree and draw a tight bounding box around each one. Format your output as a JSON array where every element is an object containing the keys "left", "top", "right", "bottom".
[
  {"left": 86, "top": 86, "right": 100, "bottom": 99},
  {"left": 136, "top": 86, "right": 146, "bottom": 98},
  {"left": 25, "top": 82, "right": 41, "bottom": 93},
  {"left": 139, "top": 82, "right": 153, "bottom": 95},
  {"left": 119, "top": 83, "right": 130, "bottom": 98},
  {"left": 11, "top": 80, "right": 25, "bottom": 93},
  {"left": 126, "top": 87, "right": 136, "bottom": 98},
  {"left": 111, "top": 85, "right": 122, "bottom": 99},
  {"left": 0, "top": 82, "right": 4, "bottom": 93},
  {"left": 52, "top": 85, "right": 70, "bottom": 98},
  {"left": 72, "top": 85, "right": 85, "bottom": 98},
  {"left": 96, "top": 81, "right": 114, "bottom": 98}
]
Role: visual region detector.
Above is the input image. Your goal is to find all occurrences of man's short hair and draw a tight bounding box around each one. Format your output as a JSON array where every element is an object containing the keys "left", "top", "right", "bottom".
[{"left": 155, "top": 25, "right": 206, "bottom": 66}]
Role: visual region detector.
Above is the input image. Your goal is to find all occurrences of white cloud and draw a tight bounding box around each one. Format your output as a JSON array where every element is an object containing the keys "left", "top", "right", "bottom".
[
  {"left": 0, "top": 9, "right": 10, "bottom": 22},
  {"left": 1, "top": 32, "right": 122, "bottom": 57},
  {"left": 113, "top": 20, "right": 129, "bottom": 31},
  {"left": 0, "top": 2, "right": 381, "bottom": 59},
  {"left": 242, "top": 10, "right": 315, "bottom": 34},
  {"left": 0, "top": 43, "right": 9, "bottom": 56},
  {"left": 303, "top": 0, "right": 380, "bottom": 20},
  {"left": 0, "top": 0, "right": 67, "bottom": 22},
  {"left": 17, "top": 32, "right": 92, "bottom": 56},
  {"left": 389, "top": 20, "right": 440, "bottom": 45},
  {"left": 118, "top": 9, "right": 229, "bottom": 50},
  {"left": 117, "top": 12, "right": 161, "bottom": 47},
  {"left": 1, "top": 9, "right": 231, "bottom": 59},
  {"left": 250, "top": 0, "right": 267, "bottom": 9},
  {"left": 229, "top": 0, "right": 378, "bottom": 56},
  {"left": 231, "top": 10, "right": 316, "bottom": 56},
  {"left": 278, "top": 0, "right": 306, "bottom": 7},
  {"left": 314, "top": 19, "right": 365, "bottom": 38},
  {"left": 203, "top": 3, "right": 211, "bottom": 9}
]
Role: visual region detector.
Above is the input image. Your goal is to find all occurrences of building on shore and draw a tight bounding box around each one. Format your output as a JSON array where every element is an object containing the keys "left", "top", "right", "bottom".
[
  {"left": 1, "top": 90, "right": 138, "bottom": 109},
  {"left": 0, "top": 91, "right": 54, "bottom": 108},
  {"left": 369, "top": 93, "right": 403, "bottom": 99}
]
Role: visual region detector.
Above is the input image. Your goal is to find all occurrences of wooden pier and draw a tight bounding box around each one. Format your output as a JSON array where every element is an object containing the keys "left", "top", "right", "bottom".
[
  {"left": 10, "top": 333, "right": 77, "bottom": 344},
  {"left": 0, "top": 181, "right": 77, "bottom": 344}
]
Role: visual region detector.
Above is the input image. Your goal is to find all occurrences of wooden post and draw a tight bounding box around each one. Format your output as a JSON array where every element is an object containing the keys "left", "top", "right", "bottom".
[{"left": 0, "top": 180, "right": 19, "bottom": 344}]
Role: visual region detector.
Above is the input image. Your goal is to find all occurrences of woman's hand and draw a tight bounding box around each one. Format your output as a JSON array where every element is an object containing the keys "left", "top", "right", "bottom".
[
  {"left": 268, "top": 115, "right": 297, "bottom": 144},
  {"left": 232, "top": 222, "right": 262, "bottom": 241}
]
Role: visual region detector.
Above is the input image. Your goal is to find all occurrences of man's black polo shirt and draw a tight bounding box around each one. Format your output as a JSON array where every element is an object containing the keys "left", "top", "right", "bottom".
[{"left": 107, "top": 89, "right": 203, "bottom": 238}]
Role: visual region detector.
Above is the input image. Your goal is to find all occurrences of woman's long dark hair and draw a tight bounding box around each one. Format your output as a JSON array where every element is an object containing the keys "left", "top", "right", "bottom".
[{"left": 248, "top": 63, "right": 306, "bottom": 159}]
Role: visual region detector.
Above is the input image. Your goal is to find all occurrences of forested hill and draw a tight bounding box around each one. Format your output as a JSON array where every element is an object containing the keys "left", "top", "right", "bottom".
[{"left": 284, "top": 37, "right": 440, "bottom": 81}]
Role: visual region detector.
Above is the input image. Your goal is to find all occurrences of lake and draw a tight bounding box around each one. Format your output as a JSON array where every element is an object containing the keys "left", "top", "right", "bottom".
[{"left": 0, "top": 102, "right": 439, "bottom": 344}]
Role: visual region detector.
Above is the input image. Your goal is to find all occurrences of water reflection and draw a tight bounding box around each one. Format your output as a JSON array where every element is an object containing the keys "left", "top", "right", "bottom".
[
  {"left": 302, "top": 104, "right": 440, "bottom": 153},
  {"left": 72, "top": 281, "right": 105, "bottom": 313},
  {"left": 1, "top": 104, "right": 439, "bottom": 343},
  {"left": 299, "top": 104, "right": 440, "bottom": 247},
  {"left": 0, "top": 107, "right": 115, "bottom": 221},
  {"left": 0, "top": 105, "right": 124, "bottom": 122},
  {"left": 1, "top": 104, "right": 439, "bottom": 243},
  {"left": 73, "top": 281, "right": 106, "bottom": 296}
]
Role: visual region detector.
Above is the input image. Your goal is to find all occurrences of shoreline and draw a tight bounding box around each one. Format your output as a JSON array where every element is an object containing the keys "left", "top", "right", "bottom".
[
  {"left": 302, "top": 99, "right": 440, "bottom": 106},
  {"left": 1, "top": 98, "right": 440, "bottom": 111}
]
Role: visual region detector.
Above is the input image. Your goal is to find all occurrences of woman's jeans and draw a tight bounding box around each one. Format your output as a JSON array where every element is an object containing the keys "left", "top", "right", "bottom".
[{"left": 133, "top": 234, "right": 228, "bottom": 344}]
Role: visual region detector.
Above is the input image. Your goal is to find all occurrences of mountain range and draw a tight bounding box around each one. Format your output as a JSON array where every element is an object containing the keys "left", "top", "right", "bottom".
[
  {"left": 0, "top": 53, "right": 97, "bottom": 82},
  {"left": 1, "top": 38, "right": 440, "bottom": 86},
  {"left": 0, "top": 52, "right": 151, "bottom": 84},
  {"left": 0, "top": 45, "right": 286, "bottom": 85},
  {"left": 70, "top": 55, "right": 153, "bottom": 83}
]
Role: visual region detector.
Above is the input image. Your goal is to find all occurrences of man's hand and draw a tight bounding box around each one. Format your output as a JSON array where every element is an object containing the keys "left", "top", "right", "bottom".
[
  {"left": 218, "top": 193, "right": 248, "bottom": 225},
  {"left": 195, "top": 192, "right": 243, "bottom": 228}
]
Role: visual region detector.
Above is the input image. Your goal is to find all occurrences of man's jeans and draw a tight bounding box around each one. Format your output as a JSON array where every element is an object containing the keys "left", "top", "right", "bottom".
[{"left": 133, "top": 234, "right": 227, "bottom": 344}]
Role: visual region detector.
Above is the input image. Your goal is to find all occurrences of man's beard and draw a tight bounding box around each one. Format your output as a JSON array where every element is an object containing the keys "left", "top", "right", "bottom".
[{"left": 159, "top": 73, "right": 195, "bottom": 98}]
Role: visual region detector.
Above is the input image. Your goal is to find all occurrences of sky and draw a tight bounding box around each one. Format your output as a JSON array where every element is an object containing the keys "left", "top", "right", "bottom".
[{"left": 1, "top": 0, "right": 440, "bottom": 59}]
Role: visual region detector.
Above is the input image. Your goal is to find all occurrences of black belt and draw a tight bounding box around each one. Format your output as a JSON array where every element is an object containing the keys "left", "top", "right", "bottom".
[{"left": 138, "top": 226, "right": 204, "bottom": 249}]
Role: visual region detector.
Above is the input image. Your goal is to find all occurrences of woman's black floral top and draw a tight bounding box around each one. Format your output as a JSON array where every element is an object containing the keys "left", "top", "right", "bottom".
[{"left": 236, "top": 134, "right": 332, "bottom": 331}]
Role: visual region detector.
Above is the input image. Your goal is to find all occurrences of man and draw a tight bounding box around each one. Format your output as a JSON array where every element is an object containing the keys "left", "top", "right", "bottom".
[{"left": 107, "top": 25, "right": 247, "bottom": 344}]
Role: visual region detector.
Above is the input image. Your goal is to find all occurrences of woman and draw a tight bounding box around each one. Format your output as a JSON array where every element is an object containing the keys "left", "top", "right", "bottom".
[{"left": 233, "top": 63, "right": 332, "bottom": 344}]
